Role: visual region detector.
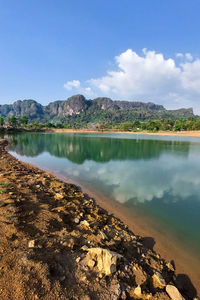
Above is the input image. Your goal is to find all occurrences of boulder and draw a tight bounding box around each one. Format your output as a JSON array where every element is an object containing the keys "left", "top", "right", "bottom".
[
  {"left": 166, "top": 285, "right": 185, "bottom": 300},
  {"left": 152, "top": 272, "right": 166, "bottom": 289},
  {"left": 130, "top": 286, "right": 142, "bottom": 298},
  {"left": 133, "top": 266, "right": 147, "bottom": 285},
  {"left": 83, "top": 247, "right": 122, "bottom": 275}
]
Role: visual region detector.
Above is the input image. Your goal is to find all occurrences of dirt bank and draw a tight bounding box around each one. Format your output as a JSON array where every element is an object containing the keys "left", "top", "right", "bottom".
[
  {"left": 47, "top": 128, "right": 200, "bottom": 138},
  {"left": 0, "top": 140, "right": 198, "bottom": 299}
]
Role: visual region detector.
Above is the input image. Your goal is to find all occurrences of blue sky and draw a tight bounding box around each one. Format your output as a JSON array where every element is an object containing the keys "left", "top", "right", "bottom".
[{"left": 1, "top": 0, "right": 200, "bottom": 113}]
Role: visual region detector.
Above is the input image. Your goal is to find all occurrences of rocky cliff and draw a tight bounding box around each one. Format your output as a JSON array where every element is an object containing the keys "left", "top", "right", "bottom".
[{"left": 0, "top": 94, "right": 195, "bottom": 123}]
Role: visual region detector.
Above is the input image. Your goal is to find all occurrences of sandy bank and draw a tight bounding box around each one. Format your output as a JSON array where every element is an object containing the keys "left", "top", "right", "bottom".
[
  {"left": 47, "top": 128, "right": 200, "bottom": 138},
  {"left": 0, "top": 140, "right": 199, "bottom": 299}
]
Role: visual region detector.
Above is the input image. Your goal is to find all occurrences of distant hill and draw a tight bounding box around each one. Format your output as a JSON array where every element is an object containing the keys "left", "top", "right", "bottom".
[{"left": 0, "top": 94, "right": 195, "bottom": 125}]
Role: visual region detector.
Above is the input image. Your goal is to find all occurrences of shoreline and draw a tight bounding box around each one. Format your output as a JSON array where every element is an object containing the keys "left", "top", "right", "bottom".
[
  {"left": 46, "top": 128, "right": 200, "bottom": 138},
  {"left": 0, "top": 140, "right": 199, "bottom": 299},
  {"left": 2, "top": 127, "right": 200, "bottom": 138},
  {"left": 51, "top": 171, "right": 200, "bottom": 294}
]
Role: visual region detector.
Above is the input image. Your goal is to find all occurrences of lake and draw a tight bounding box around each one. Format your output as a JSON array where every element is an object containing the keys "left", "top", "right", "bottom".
[{"left": 6, "top": 132, "right": 200, "bottom": 268}]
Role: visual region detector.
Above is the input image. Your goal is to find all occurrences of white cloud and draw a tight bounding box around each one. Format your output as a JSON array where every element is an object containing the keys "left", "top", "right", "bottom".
[
  {"left": 181, "top": 59, "right": 200, "bottom": 92},
  {"left": 64, "top": 80, "right": 80, "bottom": 90},
  {"left": 84, "top": 87, "right": 92, "bottom": 95},
  {"left": 64, "top": 49, "right": 200, "bottom": 114},
  {"left": 176, "top": 52, "right": 193, "bottom": 62},
  {"left": 89, "top": 49, "right": 181, "bottom": 103},
  {"left": 185, "top": 53, "right": 193, "bottom": 62},
  {"left": 176, "top": 53, "right": 184, "bottom": 58},
  {"left": 64, "top": 80, "right": 94, "bottom": 96}
]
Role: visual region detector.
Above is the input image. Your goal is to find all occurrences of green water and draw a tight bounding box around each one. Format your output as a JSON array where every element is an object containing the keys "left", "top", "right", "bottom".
[{"left": 6, "top": 132, "right": 200, "bottom": 258}]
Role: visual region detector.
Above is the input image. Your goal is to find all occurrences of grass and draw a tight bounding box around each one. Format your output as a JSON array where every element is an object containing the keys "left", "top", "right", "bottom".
[
  {"left": 0, "top": 182, "right": 10, "bottom": 193},
  {"left": 0, "top": 182, "right": 10, "bottom": 187},
  {"left": 0, "top": 189, "right": 7, "bottom": 194}
]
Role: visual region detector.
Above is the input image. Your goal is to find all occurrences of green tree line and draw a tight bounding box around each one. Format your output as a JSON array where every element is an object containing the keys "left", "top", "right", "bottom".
[{"left": 1, "top": 115, "right": 200, "bottom": 132}]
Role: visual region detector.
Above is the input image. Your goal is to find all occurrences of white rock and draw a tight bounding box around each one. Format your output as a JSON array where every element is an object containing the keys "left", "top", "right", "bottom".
[
  {"left": 28, "top": 240, "right": 35, "bottom": 248},
  {"left": 84, "top": 247, "right": 123, "bottom": 275},
  {"left": 166, "top": 285, "right": 185, "bottom": 300},
  {"left": 79, "top": 220, "right": 90, "bottom": 227}
]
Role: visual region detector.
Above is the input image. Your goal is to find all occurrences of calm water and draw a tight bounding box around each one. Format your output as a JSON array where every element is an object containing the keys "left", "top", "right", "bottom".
[{"left": 6, "top": 132, "right": 200, "bottom": 257}]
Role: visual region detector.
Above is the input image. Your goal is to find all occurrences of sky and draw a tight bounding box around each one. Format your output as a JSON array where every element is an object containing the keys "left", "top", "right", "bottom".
[{"left": 0, "top": 0, "right": 200, "bottom": 113}]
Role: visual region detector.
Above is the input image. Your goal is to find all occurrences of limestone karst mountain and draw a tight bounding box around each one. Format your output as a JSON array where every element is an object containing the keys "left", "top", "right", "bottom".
[{"left": 0, "top": 94, "right": 194, "bottom": 124}]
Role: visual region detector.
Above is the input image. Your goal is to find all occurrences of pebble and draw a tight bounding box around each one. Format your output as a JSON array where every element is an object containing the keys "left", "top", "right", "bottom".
[
  {"left": 28, "top": 240, "right": 35, "bottom": 248},
  {"left": 166, "top": 261, "right": 175, "bottom": 272},
  {"left": 74, "top": 218, "right": 80, "bottom": 224},
  {"left": 80, "top": 220, "right": 90, "bottom": 227}
]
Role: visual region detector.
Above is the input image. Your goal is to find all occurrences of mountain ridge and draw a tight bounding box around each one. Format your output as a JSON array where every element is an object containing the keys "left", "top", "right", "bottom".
[{"left": 0, "top": 94, "right": 195, "bottom": 124}]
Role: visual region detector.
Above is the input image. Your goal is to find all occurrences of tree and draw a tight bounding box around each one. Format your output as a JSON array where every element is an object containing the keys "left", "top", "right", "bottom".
[
  {"left": 8, "top": 115, "right": 17, "bottom": 127},
  {"left": 146, "top": 120, "right": 161, "bottom": 132},
  {"left": 46, "top": 122, "right": 53, "bottom": 129},
  {"left": 121, "top": 122, "right": 133, "bottom": 131},
  {"left": 0, "top": 116, "right": 4, "bottom": 126},
  {"left": 174, "top": 120, "right": 183, "bottom": 131},
  {"left": 20, "top": 116, "right": 28, "bottom": 126}
]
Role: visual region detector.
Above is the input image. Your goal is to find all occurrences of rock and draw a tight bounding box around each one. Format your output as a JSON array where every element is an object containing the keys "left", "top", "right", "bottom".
[
  {"left": 133, "top": 266, "right": 147, "bottom": 285},
  {"left": 100, "top": 231, "right": 108, "bottom": 240},
  {"left": 166, "top": 285, "right": 185, "bottom": 300},
  {"left": 54, "top": 193, "right": 64, "bottom": 200},
  {"left": 81, "top": 245, "right": 89, "bottom": 251},
  {"left": 64, "top": 237, "right": 75, "bottom": 248},
  {"left": 109, "top": 282, "right": 121, "bottom": 299},
  {"left": 79, "top": 220, "right": 90, "bottom": 227},
  {"left": 76, "top": 257, "right": 81, "bottom": 263},
  {"left": 80, "top": 296, "right": 90, "bottom": 300},
  {"left": 83, "top": 247, "right": 123, "bottom": 275},
  {"left": 87, "top": 259, "right": 95, "bottom": 269},
  {"left": 74, "top": 217, "right": 80, "bottom": 224},
  {"left": 133, "top": 286, "right": 142, "bottom": 297},
  {"left": 28, "top": 240, "right": 35, "bottom": 248},
  {"left": 166, "top": 262, "right": 175, "bottom": 272},
  {"left": 152, "top": 272, "right": 166, "bottom": 289},
  {"left": 120, "top": 291, "right": 126, "bottom": 300}
]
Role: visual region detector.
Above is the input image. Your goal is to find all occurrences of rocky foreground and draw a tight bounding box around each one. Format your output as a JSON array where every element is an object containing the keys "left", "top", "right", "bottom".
[{"left": 0, "top": 139, "right": 198, "bottom": 300}]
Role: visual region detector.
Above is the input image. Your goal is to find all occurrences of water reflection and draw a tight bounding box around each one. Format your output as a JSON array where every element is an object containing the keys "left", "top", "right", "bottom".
[
  {"left": 7, "top": 132, "right": 200, "bottom": 253},
  {"left": 7, "top": 132, "right": 191, "bottom": 162}
]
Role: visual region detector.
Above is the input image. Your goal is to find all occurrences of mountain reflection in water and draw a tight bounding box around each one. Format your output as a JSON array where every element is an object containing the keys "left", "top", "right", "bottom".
[{"left": 7, "top": 132, "right": 200, "bottom": 255}]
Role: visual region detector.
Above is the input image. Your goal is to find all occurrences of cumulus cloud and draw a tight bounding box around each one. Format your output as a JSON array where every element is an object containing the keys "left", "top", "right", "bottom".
[
  {"left": 89, "top": 49, "right": 181, "bottom": 102},
  {"left": 176, "top": 52, "right": 193, "bottom": 62},
  {"left": 176, "top": 53, "right": 184, "bottom": 58},
  {"left": 64, "top": 80, "right": 93, "bottom": 96},
  {"left": 64, "top": 80, "right": 80, "bottom": 90},
  {"left": 185, "top": 53, "right": 193, "bottom": 62},
  {"left": 64, "top": 49, "right": 200, "bottom": 114}
]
